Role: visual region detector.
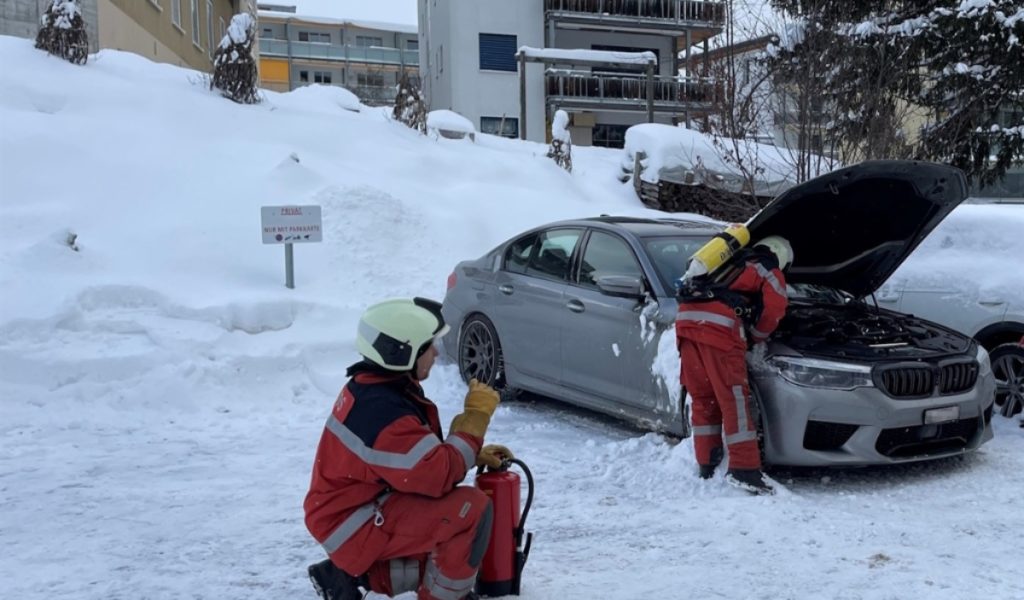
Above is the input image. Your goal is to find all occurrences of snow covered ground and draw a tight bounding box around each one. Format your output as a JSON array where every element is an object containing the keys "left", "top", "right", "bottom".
[{"left": 1, "top": 37, "right": 1022, "bottom": 600}]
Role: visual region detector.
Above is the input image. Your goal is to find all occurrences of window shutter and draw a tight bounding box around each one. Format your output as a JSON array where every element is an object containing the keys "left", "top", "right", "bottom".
[{"left": 479, "top": 33, "right": 517, "bottom": 72}]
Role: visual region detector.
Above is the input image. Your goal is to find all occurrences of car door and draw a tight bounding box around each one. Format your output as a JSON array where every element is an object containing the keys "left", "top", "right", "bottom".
[
  {"left": 561, "top": 229, "right": 653, "bottom": 407},
  {"left": 897, "top": 280, "right": 1008, "bottom": 338},
  {"left": 488, "top": 228, "right": 583, "bottom": 385}
]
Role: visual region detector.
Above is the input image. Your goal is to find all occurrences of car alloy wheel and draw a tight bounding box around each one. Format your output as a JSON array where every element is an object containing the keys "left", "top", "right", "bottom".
[
  {"left": 459, "top": 316, "right": 500, "bottom": 387},
  {"left": 990, "top": 343, "right": 1024, "bottom": 418}
]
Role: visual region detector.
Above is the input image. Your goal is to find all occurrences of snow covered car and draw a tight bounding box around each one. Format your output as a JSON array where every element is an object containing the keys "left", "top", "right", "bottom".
[{"left": 440, "top": 160, "right": 996, "bottom": 466}]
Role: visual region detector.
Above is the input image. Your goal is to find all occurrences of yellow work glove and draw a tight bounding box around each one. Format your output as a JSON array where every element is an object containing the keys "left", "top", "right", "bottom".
[
  {"left": 449, "top": 379, "right": 500, "bottom": 438},
  {"left": 464, "top": 379, "right": 500, "bottom": 416},
  {"left": 477, "top": 444, "right": 514, "bottom": 469}
]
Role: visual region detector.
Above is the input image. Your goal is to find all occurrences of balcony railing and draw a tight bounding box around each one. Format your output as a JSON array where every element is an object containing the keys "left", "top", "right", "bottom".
[
  {"left": 259, "top": 39, "right": 419, "bottom": 66},
  {"left": 545, "top": 71, "right": 716, "bottom": 110},
  {"left": 545, "top": 0, "right": 726, "bottom": 27}
]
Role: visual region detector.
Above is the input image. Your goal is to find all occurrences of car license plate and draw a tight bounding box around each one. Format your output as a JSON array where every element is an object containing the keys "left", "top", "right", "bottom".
[{"left": 924, "top": 406, "right": 960, "bottom": 424}]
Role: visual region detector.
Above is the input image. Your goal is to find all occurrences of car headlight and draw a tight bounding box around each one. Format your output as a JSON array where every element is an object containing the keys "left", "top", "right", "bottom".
[
  {"left": 976, "top": 344, "right": 991, "bottom": 375},
  {"left": 768, "top": 356, "right": 874, "bottom": 390}
]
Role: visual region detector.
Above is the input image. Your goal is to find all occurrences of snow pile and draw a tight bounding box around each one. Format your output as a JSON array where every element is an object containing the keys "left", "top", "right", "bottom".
[
  {"left": 1, "top": 35, "right": 1023, "bottom": 600},
  {"left": 551, "top": 109, "right": 570, "bottom": 144},
  {"left": 221, "top": 12, "right": 255, "bottom": 48},
  {"left": 624, "top": 123, "right": 802, "bottom": 195},
  {"left": 518, "top": 46, "right": 657, "bottom": 66}
]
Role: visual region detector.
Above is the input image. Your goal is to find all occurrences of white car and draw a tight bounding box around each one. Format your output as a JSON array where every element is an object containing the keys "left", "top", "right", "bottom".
[{"left": 880, "top": 203, "right": 1024, "bottom": 424}]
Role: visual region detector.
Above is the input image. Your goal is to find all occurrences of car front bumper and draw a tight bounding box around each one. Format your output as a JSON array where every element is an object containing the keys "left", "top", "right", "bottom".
[{"left": 751, "top": 369, "right": 996, "bottom": 467}]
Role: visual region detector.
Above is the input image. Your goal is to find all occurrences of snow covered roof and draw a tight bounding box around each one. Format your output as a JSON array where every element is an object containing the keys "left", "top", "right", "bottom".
[
  {"left": 257, "top": 10, "right": 417, "bottom": 34},
  {"left": 517, "top": 46, "right": 657, "bottom": 66}
]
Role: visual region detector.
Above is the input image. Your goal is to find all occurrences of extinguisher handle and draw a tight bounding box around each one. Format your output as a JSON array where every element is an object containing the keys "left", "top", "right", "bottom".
[{"left": 509, "top": 458, "right": 534, "bottom": 543}]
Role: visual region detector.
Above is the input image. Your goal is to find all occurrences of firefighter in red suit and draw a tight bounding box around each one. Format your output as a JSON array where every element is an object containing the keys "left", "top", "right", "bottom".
[
  {"left": 305, "top": 297, "right": 513, "bottom": 600},
  {"left": 676, "top": 236, "right": 793, "bottom": 495}
]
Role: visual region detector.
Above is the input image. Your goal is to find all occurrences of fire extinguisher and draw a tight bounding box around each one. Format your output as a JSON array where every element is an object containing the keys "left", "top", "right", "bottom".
[{"left": 475, "top": 458, "right": 534, "bottom": 597}]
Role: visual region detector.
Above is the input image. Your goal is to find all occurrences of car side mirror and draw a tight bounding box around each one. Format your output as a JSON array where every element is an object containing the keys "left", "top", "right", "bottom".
[{"left": 595, "top": 275, "right": 644, "bottom": 299}]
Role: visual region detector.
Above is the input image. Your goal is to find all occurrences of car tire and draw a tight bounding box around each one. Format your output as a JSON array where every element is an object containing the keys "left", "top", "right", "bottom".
[
  {"left": 458, "top": 314, "right": 520, "bottom": 401},
  {"left": 990, "top": 342, "right": 1024, "bottom": 418}
]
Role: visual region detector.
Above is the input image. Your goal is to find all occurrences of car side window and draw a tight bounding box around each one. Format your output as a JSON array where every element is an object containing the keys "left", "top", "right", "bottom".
[
  {"left": 504, "top": 233, "right": 538, "bottom": 274},
  {"left": 524, "top": 229, "right": 582, "bottom": 281},
  {"left": 577, "top": 230, "right": 643, "bottom": 288}
]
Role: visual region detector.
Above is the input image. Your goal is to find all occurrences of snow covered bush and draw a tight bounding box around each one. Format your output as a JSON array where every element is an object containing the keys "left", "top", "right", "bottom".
[
  {"left": 547, "top": 109, "right": 572, "bottom": 173},
  {"left": 392, "top": 74, "right": 427, "bottom": 134},
  {"left": 211, "top": 13, "right": 260, "bottom": 105},
  {"left": 35, "top": 0, "right": 89, "bottom": 65}
]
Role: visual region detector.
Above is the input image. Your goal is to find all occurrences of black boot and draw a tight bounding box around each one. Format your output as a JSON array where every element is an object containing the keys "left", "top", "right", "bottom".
[
  {"left": 698, "top": 447, "right": 725, "bottom": 479},
  {"left": 725, "top": 469, "right": 775, "bottom": 496},
  {"left": 307, "top": 559, "right": 366, "bottom": 600}
]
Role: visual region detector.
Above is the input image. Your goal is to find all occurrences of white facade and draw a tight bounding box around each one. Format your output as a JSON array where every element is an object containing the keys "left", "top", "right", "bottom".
[
  {"left": 418, "top": 0, "right": 719, "bottom": 146},
  {"left": 419, "top": 0, "right": 545, "bottom": 142}
]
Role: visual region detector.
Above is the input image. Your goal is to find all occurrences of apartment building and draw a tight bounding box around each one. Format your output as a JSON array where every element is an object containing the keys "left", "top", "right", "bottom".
[
  {"left": 1, "top": 0, "right": 254, "bottom": 71},
  {"left": 418, "top": 0, "right": 725, "bottom": 146},
  {"left": 256, "top": 5, "right": 418, "bottom": 106}
]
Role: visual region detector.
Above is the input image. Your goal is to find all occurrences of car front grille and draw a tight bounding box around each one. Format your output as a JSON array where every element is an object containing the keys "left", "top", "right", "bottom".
[
  {"left": 878, "top": 366, "right": 934, "bottom": 398},
  {"left": 938, "top": 361, "right": 978, "bottom": 395},
  {"left": 875, "top": 418, "right": 980, "bottom": 458},
  {"left": 803, "top": 420, "right": 859, "bottom": 451},
  {"left": 875, "top": 360, "right": 979, "bottom": 398}
]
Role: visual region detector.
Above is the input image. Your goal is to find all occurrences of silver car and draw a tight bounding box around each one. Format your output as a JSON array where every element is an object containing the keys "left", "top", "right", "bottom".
[{"left": 441, "top": 161, "right": 996, "bottom": 466}]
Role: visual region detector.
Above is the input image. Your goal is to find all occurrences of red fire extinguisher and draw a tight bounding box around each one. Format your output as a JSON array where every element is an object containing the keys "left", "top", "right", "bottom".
[{"left": 475, "top": 458, "right": 534, "bottom": 597}]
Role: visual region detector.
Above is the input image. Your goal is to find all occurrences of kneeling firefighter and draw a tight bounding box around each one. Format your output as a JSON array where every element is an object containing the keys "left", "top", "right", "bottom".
[
  {"left": 305, "top": 297, "right": 514, "bottom": 600},
  {"left": 676, "top": 229, "right": 793, "bottom": 495}
]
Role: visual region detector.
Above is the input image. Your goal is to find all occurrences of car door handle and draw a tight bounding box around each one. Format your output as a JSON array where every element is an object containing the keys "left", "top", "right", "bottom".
[
  {"left": 979, "top": 301, "right": 1005, "bottom": 306},
  {"left": 566, "top": 299, "right": 585, "bottom": 313},
  {"left": 498, "top": 284, "right": 514, "bottom": 295}
]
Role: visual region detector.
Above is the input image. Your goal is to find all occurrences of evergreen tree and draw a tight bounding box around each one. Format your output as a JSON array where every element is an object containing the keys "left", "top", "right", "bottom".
[
  {"left": 35, "top": 0, "right": 89, "bottom": 65},
  {"left": 212, "top": 13, "right": 260, "bottom": 105},
  {"left": 547, "top": 110, "right": 572, "bottom": 173},
  {"left": 767, "top": 0, "right": 1023, "bottom": 185},
  {"left": 393, "top": 74, "right": 427, "bottom": 133}
]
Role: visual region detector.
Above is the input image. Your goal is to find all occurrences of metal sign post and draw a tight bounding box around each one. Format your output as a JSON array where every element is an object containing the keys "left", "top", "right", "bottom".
[{"left": 261, "top": 205, "right": 322, "bottom": 289}]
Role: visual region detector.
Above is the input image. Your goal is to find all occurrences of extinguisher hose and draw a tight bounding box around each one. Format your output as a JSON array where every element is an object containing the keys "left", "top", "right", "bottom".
[{"left": 509, "top": 458, "right": 534, "bottom": 544}]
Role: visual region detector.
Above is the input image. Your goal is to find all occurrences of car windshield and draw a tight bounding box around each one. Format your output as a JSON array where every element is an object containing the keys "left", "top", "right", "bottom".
[{"left": 641, "top": 236, "right": 709, "bottom": 293}]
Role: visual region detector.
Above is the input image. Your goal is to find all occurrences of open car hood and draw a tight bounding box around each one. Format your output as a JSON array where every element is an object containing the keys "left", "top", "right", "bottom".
[{"left": 747, "top": 160, "right": 968, "bottom": 299}]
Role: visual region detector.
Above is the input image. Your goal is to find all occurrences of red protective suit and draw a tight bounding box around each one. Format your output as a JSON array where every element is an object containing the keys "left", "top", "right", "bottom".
[
  {"left": 304, "top": 363, "right": 491, "bottom": 600},
  {"left": 676, "top": 253, "right": 788, "bottom": 470}
]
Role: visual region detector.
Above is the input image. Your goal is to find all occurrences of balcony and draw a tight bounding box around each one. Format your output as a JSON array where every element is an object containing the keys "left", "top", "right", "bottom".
[
  {"left": 545, "top": 0, "right": 726, "bottom": 34},
  {"left": 545, "top": 70, "right": 716, "bottom": 114},
  {"left": 259, "top": 39, "right": 419, "bottom": 67}
]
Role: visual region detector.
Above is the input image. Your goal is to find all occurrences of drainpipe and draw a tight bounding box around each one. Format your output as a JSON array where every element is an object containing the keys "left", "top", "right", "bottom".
[
  {"left": 519, "top": 51, "right": 527, "bottom": 140},
  {"left": 646, "top": 60, "right": 655, "bottom": 123},
  {"left": 285, "top": 19, "right": 293, "bottom": 90}
]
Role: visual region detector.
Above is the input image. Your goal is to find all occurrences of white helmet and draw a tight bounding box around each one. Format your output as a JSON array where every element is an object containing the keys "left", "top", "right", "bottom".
[
  {"left": 754, "top": 236, "right": 794, "bottom": 270},
  {"left": 356, "top": 298, "right": 450, "bottom": 371}
]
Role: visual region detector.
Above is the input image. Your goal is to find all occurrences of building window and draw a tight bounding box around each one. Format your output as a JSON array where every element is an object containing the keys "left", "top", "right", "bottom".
[
  {"left": 356, "top": 72, "right": 385, "bottom": 87},
  {"left": 314, "top": 71, "right": 332, "bottom": 84},
  {"left": 592, "top": 124, "right": 629, "bottom": 148},
  {"left": 262, "top": 27, "right": 274, "bottom": 38},
  {"left": 299, "top": 70, "right": 309, "bottom": 83},
  {"left": 481, "top": 116, "right": 519, "bottom": 138},
  {"left": 298, "top": 31, "right": 331, "bottom": 43},
  {"left": 171, "top": 0, "right": 182, "bottom": 28},
  {"left": 479, "top": 33, "right": 517, "bottom": 72},
  {"left": 219, "top": 17, "right": 226, "bottom": 41},
  {"left": 206, "top": 0, "right": 214, "bottom": 57},
  {"left": 356, "top": 35, "right": 383, "bottom": 47},
  {"left": 406, "top": 39, "right": 419, "bottom": 51},
  {"left": 191, "top": 0, "right": 201, "bottom": 46}
]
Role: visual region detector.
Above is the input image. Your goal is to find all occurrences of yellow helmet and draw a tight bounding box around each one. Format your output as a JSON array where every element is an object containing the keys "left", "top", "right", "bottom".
[
  {"left": 356, "top": 298, "right": 450, "bottom": 371},
  {"left": 754, "top": 236, "right": 794, "bottom": 270}
]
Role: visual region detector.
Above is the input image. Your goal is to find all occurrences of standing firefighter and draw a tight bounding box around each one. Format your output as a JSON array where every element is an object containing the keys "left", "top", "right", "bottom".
[
  {"left": 305, "top": 297, "right": 512, "bottom": 600},
  {"left": 676, "top": 234, "right": 793, "bottom": 495}
]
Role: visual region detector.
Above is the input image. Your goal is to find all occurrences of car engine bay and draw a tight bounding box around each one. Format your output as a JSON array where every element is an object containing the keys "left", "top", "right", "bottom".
[{"left": 774, "top": 302, "right": 970, "bottom": 360}]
